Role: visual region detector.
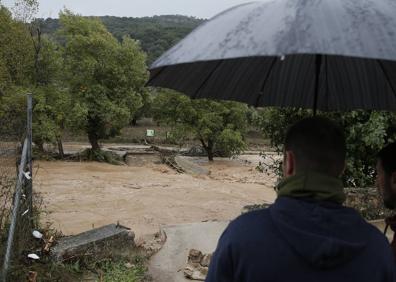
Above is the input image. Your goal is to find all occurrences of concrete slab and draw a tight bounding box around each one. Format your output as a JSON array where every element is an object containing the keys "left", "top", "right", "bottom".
[
  {"left": 148, "top": 221, "right": 229, "bottom": 282},
  {"left": 175, "top": 156, "right": 209, "bottom": 175},
  {"left": 51, "top": 224, "right": 135, "bottom": 262}
]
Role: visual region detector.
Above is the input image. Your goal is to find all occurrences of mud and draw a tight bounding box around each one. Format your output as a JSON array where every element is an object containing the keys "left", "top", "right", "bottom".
[{"left": 34, "top": 152, "right": 277, "bottom": 240}]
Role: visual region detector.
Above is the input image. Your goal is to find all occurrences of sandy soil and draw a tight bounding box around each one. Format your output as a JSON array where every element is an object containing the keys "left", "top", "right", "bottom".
[{"left": 34, "top": 153, "right": 277, "bottom": 239}]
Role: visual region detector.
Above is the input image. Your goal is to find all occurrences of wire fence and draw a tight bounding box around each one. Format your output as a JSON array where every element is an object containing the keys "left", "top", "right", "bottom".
[{"left": 0, "top": 94, "right": 33, "bottom": 281}]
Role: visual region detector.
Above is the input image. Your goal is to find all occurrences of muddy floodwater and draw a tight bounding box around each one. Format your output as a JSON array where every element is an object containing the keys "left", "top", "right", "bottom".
[{"left": 34, "top": 153, "right": 277, "bottom": 239}]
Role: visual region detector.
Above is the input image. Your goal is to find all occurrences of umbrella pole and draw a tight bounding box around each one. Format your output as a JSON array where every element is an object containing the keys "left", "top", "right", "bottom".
[{"left": 313, "top": 54, "right": 322, "bottom": 116}]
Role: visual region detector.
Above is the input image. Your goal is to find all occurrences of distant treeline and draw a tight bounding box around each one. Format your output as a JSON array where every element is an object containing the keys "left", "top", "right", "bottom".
[{"left": 36, "top": 15, "right": 205, "bottom": 64}]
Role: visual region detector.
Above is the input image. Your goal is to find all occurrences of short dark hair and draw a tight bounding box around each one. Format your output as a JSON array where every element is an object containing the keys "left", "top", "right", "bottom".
[
  {"left": 284, "top": 117, "right": 346, "bottom": 176},
  {"left": 378, "top": 142, "right": 396, "bottom": 175}
]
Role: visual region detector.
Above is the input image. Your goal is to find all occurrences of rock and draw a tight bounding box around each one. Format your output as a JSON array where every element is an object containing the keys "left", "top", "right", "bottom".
[
  {"left": 188, "top": 249, "right": 203, "bottom": 264},
  {"left": 201, "top": 253, "right": 212, "bottom": 267},
  {"left": 183, "top": 265, "right": 207, "bottom": 281},
  {"left": 184, "top": 249, "right": 212, "bottom": 280},
  {"left": 174, "top": 156, "right": 209, "bottom": 175}
]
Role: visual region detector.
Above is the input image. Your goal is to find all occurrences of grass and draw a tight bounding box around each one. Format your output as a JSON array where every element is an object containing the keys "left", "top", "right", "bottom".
[
  {"left": 95, "top": 257, "right": 147, "bottom": 282},
  {"left": 8, "top": 254, "right": 149, "bottom": 282}
]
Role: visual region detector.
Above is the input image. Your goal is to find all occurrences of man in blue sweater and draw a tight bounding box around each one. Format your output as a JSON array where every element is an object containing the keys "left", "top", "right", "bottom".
[{"left": 206, "top": 117, "right": 396, "bottom": 282}]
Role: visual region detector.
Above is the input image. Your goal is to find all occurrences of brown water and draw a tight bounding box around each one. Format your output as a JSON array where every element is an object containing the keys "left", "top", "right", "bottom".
[{"left": 34, "top": 157, "right": 276, "bottom": 240}]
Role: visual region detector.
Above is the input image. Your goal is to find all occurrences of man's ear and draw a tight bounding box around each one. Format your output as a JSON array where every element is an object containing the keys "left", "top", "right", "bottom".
[{"left": 284, "top": 150, "right": 295, "bottom": 177}]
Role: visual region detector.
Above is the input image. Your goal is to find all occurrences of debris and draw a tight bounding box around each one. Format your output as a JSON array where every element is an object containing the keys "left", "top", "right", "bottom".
[
  {"left": 201, "top": 254, "right": 212, "bottom": 267},
  {"left": 124, "top": 262, "right": 134, "bottom": 269},
  {"left": 188, "top": 249, "right": 203, "bottom": 263},
  {"left": 174, "top": 156, "right": 209, "bottom": 175},
  {"left": 23, "top": 171, "right": 31, "bottom": 180},
  {"left": 183, "top": 249, "right": 212, "bottom": 281},
  {"left": 32, "top": 230, "right": 43, "bottom": 239},
  {"left": 21, "top": 209, "right": 29, "bottom": 216},
  {"left": 43, "top": 236, "right": 55, "bottom": 253},
  {"left": 137, "top": 230, "right": 167, "bottom": 257},
  {"left": 162, "top": 155, "right": 185, "bottom": 173},
  {"left": 27, "top": 254, "right": 40, "bottom": 260}
]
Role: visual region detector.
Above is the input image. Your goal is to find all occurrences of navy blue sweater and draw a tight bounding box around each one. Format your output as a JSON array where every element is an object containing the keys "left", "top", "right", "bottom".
[{"left": 206, "top": 197, "right": 396, "bottom": 282}]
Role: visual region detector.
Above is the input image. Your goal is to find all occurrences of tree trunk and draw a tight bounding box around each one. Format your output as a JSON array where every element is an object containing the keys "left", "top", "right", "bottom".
[
  {"left": 207, "top": 139, "right": 214, "bottom": 161},
  {"left": 200, "top": 139, "right": 214, "bottom": 162},
  {"left": 30, "top": 26, "right": 42, "bottom": 86},
  {"left": 88, "top": 131, "right": 100, "bottom": 152},
  {"left": 57, "top": 137, "right": 64, "bottom": 159},
  {"left": 35, "top": 140, "right": 45, "bottom": 152}
]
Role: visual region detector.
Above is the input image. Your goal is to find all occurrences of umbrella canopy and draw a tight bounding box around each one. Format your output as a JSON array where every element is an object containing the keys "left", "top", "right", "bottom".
[{"left": 147, "top": 0, "right": 396, "bottom": 111}]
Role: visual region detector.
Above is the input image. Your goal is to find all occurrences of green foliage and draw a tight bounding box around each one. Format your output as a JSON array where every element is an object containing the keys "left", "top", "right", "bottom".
[
  {"left": 131, "top": 88, "right": 153, "bottom": 124},
  {"left": 59, "top": 11, "right": 148, "bottom": 151},
  {"left": 32, "top": 86, "right": 71, "bottom": 149},
  {"left": 216, "top": 128, "right": 246, "bottom": 157},
  {"left": 39, "top": 15, "right": 204, "bottom": 64},
  {"left": 0, "top": 4, "right": 68, "bottom": 151},
  {"left": 11, "top": 0, "right": 39, "bottom": 22},
  {"left": 97, "top": 258, "right": 146, "bottom": 282},
  {"left": 256, "top": 108, "right": 396, "bottom": 187},
  {"left": 0, "top": 87, "right": 29, "bottom": 138},
  {"left": 34, "top": 36, "right": 64, "bottom": 85},
  {"left": 153, "top": 90, "right": 248, "bottom": 160},
  {"left": 0, "top": 6, "right": 34, "bottom": 86}
]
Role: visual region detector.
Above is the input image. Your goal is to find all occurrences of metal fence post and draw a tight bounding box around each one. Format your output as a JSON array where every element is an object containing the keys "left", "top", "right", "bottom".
[
  {"left": 26, "top": 94, "right": 33, "bottom": 224},
  {"left": 1, "top": 139, "right": 28, "bottom": 282}
]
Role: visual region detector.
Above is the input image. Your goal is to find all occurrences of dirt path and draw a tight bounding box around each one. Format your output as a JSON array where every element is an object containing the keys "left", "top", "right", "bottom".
[{"left": 34, "top": 155, "right": 276, "bottom": 239}]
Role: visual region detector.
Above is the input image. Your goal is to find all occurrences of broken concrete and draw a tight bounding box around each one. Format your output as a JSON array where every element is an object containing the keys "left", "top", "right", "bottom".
[
  {"left": 174, "top": 156, "right": 209, "bottom": 176},
  {"left": 51, "top": 224, "right": 135, "bottom": 262},
  {"left": 183, "top": 249, "right": 212, "bottom": 281},
  {"left": 125, "top": 151, "right": 162, "bottom": 166},
  {"left": 149, "top": 221, "right": 228, "bottom": 282}
]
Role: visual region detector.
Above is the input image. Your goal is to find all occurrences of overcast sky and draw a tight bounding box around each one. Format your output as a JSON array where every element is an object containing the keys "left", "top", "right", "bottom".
[{"left": 1, "top": 0, "right": 253, "bottom": 19}]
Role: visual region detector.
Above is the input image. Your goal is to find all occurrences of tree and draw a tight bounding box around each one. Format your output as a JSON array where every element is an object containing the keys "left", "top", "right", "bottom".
[
  {"left": 0, "top": 5, "right": 34, "bottom": 137},
  {"left": 131, "top": 88, "right": 153, "bottom": 125},
  {"left": 0, "top": 6, "right": 34, "bottom": 87},
  {"left": 59, "top": 11, "right": 148, "bottom": 151},
  {"left": 38, "top": 15, "right": 204, "bottom": 64},
  {"left": 11, "top": 0, "right": 38, "bottom": 23},
  {"left": 257, "top": 108, "right": 396, "bottom": 187},
  {"left": 153, "top": 90, "right": 248, "bottom": 161}
]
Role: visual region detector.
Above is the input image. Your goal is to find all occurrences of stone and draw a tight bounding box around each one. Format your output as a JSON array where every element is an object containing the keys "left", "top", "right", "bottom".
[
  {"left": 183, "top": 265, "right": 207, "bottom": 281},
  {"left": 188, "top": 249, "right": 203, "bottom": 264},
  {"left": 200, "top": 253, "right": 212, "bottom": 267}
]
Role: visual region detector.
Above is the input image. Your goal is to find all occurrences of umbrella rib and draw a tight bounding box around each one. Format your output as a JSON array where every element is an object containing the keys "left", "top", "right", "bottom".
[
  {"left": 313, "top": 55, "right": 323, "bottom": 116},
  {"left": 254, "top": 57, "right": 277, "bottom": 107},
  {"left": 193, "top": 60, "right": 223, "bottom": 99},
  {"left": 324, "top": 55, "right": 329, "bottom": 111},
  {"left": 376, "top": 60, "right": 396, "bottom": 102}
]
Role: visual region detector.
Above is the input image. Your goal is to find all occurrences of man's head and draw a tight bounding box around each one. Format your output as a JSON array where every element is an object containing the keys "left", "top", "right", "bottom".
[
  {"left": 283, "top": 117, "right": 346, "bottom": 178},
  {"left": 376, "top": 142, "right": 396, "bottom": 209}
]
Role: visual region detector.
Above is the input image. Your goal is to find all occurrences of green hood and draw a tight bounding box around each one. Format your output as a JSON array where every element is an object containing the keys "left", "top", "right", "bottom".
[{"left": 276, "top": 171, "right": 346, "bottom": 204}]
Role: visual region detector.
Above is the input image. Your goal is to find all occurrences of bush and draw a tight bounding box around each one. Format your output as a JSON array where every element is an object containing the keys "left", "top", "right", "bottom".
[{"left": 256, "top": 108, "right": 396, "bottom": 187}]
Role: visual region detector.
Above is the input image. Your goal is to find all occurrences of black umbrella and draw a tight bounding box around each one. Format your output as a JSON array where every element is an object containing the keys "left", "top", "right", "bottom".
[{"left": 147, "top": 0, "right": 396, "bottom": 113}]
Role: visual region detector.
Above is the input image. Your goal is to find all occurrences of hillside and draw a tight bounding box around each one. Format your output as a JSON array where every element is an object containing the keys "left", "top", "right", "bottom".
[{"left": 38, "top": 15, "right": 205, "bottom": 64}]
